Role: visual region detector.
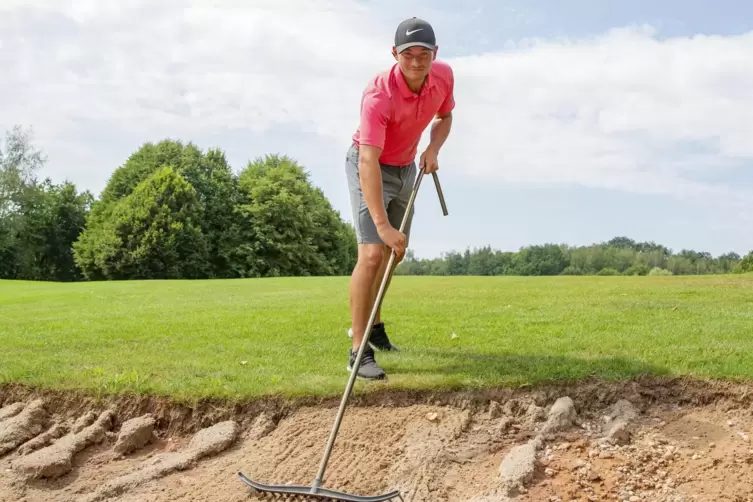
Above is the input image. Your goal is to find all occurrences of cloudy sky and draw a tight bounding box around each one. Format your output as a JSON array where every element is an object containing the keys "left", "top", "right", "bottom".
[{"left": 2, "top": 0, "right": 752, "bottom": 259}]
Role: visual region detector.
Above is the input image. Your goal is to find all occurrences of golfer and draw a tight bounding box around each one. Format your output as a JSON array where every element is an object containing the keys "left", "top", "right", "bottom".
[{"left": 345, "top": 17, "right": 455, "bottom": 379}]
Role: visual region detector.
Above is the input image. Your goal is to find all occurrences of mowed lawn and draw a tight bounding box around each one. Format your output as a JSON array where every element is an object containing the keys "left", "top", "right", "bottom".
[{"left": 1, "top": 274, "right": 752, "bottom": 401}]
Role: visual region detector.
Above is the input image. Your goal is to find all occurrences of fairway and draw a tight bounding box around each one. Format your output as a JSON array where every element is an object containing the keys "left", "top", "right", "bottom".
[{"left": 2, "top": 274, "right": 752, "bottom": 401}]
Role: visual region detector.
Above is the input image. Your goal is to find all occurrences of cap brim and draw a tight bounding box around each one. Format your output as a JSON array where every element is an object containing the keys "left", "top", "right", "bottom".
[{"left": 396, "top": 42, "right": 435, "bottom": 53}]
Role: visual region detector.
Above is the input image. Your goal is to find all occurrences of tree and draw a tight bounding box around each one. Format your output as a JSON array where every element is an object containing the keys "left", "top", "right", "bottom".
[
  {"left": 90, "top": 139, "right": 241, "bottom": 278},
  {"left": 467, "top": 246, "right": 497, "bottom": 276},
  {"left": 515, "top": 244, "right": 568, "bottom": 276},
  {"left": 734, "top": 252, "right": 753, "bottom": 273},
  {"left": 606, "top": 236, "right": 637, "bottom": 249},
  {"left": 716, "top": 252, "right": 741, "bottom": 273},
  {"left": 73, "top": 166, "right": 209, "bottom": 280},
  {"left": 0, "top": 125, "right": 45, "bottom": 220},
  {"left": 395, "top": 236, "right": 744, "bottom": 277},
  {"left": 1, "top": 126, "right": 46, "bottom": 278},
  {"left": 13, "top": 180, "right": 93, "bottom": 281},
  {"left": 234, "top": 154, "right": 356, "bottom": 277},
  {"left": 444, "top": 250, "right": 469, "bottom": 275},
  {"left": 6, "top": 127, "right": 745, "bottom": 282},
  {"left": 623, "top": 263, "right": 651, "bottom": 276},
  {"left": 0, "top": 126, "right": 92, "bottom": 281}
]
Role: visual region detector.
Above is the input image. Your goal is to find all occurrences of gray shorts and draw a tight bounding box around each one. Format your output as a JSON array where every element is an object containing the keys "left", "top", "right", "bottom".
[{"left": 345, "top": 144, "right": 417, "bottom": 245}]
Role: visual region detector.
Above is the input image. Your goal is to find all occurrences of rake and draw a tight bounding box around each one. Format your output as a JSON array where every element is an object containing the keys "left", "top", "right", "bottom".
[{"left": 238, "top": 167, "right": 448, "bottom": 501}]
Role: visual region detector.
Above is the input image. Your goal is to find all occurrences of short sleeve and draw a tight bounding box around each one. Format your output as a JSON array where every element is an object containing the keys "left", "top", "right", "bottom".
[
  {"left": 437, "top": 67, "right": 455, "bottom": 116},
  {"left": 358, "top": 90, "right": 391, "bottom": 150}
]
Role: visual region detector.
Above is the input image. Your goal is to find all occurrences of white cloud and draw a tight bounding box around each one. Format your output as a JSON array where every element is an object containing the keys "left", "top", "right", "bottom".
[
  {"left": 440, "top": 25, "right": 753, "bottom": 205},
  {"left": 1, "top": 1, "right": 753, "bottom": 217}
]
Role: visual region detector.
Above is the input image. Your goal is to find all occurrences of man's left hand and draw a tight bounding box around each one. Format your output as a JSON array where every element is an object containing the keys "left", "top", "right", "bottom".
[{"left": 419, "top": 147, "right": 439, "bottom": 174}]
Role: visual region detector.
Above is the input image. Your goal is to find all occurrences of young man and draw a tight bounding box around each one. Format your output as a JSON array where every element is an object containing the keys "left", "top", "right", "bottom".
[{"left": 345, "top": 16, "right": 455, "bottom": 379}]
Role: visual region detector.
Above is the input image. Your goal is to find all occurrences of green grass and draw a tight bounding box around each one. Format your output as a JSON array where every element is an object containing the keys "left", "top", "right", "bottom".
[{"left": 1, "top": 274, "right": 752, "bottom": 401}]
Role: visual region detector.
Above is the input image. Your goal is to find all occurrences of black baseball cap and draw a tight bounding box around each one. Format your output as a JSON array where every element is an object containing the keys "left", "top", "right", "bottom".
[{"left": 394, "top": 17, "right": 436, "bottom": 53}]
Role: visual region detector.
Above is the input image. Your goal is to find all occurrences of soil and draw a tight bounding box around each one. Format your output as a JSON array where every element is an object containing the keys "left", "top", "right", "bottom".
[{"left": 2, "top": 377, "right": 753, "bottom": 502}]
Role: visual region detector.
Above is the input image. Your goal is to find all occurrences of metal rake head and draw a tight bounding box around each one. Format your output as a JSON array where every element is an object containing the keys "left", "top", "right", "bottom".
[{"left": 238, "top": 472, "right": 404, "bottom": 502}]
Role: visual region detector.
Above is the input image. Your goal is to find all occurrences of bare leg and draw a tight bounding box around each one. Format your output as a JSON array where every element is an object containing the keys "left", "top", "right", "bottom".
[
  {"left": 349, "top": 243, "right": 385, "bottom": 350},
  {"left": 373, "top": 244, "right": 391, "bottom": 325}
]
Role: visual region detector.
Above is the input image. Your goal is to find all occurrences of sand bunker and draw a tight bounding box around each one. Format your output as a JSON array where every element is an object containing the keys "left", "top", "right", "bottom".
[
  {"left": 14, "top": 409, "right": 115, "bottom": 480},
  {"left": 79, "top": 420, "right": 239, "bottom": 502},
  {"left": 2, "top": 378, "right": 753, "bottom": 502}
]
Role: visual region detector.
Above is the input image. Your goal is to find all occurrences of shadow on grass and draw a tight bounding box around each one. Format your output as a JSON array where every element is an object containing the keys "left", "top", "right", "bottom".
[{"left": 386, "top": 348, "right": 670, "bottom": 386}]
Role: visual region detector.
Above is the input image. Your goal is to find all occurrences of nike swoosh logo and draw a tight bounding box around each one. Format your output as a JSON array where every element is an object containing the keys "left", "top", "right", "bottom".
[{"left": 406, "top": 28, "right": 423, "bottom": 35}]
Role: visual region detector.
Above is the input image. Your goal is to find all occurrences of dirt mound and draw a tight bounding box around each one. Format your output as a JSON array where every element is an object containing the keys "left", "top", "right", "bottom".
[
  {"left": 79, "top": 420, "right": 240, "bottom": 502},
  {"left": 0, "top": 399, "right": 48, "bottom": 456},
  {"left": 113, "top": 414, "right": 156, "bottom": 456},
  {"left": 14, "top": 409, "right": 115, "bottom": 480},
  {"left": 1, "top": 378, "right": 753, "bottom": 502}
]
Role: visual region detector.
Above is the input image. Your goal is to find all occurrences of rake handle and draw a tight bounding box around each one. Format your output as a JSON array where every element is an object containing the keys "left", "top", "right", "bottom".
[
  {"left": 311, "top": 168, "right": 447, "bottom": 493},
  {"left": 432, "top": 171, "right": 448, "bottom": 216}
]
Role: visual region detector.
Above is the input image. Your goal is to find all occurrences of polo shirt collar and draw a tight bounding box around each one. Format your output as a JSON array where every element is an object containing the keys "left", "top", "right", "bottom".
[{"left": 392, "top": 63, "right": 436, "bottom": 98}]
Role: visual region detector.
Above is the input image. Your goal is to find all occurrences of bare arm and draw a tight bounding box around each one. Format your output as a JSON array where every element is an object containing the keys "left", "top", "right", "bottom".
[
  {"left": 358, "top": 144, "right": 390, "bottom": 230},
  {"left": 426, "top": 111, "right": 452, "bottom": 154}
]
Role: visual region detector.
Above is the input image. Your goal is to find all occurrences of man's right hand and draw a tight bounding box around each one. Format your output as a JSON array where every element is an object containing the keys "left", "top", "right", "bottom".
[{"left": 377, "top": 223, "right": 406, "bottom": 258}]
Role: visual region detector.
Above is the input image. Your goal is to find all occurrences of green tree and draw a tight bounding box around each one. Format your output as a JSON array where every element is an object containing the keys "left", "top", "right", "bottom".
[
  {"left": 0, "top": 126, "right": 91, "bottom": 281},
  {"left": 716, "top": 252, "right": 741, "bottom": 273},
  {"left": 734, "top": 252, "right": 753, "bottom": 273},
  {"left": 606, "top": 236, "right": 637, "bottom": 249},
  {"left": 468, "top": 246, "right": 497, "bottom": 275},
  {"left": 395, "top": 250, "right": 427, "bottom": 275},
  {"left": 91, "top": 139, "right": 240, "bottom": 278},
  {"left": 515, "top": 244, "right": 568, "bottom": 276},
  {"left": 598, "top": 267, "right": 619, "bottom": 276},
  {"left": 444, "top": 250, "right": 469, "bottom": 275},
  {"left": 73, "top": 166, "right": 209, "bottom": 280},
  {"left": 0, "top": 126, "right": 44, "bottom": 219},
  {"left": 0, "top": 126, "right": 46, "bottom": 278},
  {"left": 235, "top": 154, "right": 356, "bottom": 277},
  {"left": 623, "top": 263, "right": 651, "bottom": 276},
  {"left": 394, "top": 237, "right": 742, "bottom": 278},
  {"left": 13, "top": 180, "right": 93, "bottom": 281}
]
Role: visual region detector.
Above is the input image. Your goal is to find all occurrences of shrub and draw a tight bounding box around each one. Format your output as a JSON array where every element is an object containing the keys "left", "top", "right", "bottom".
[
  {"left": 648, "top": 267, "right": 673, "bottom": 276},
  {"left": 560, "top": 265, "right": 583, "bottom": 275},
  {"left": 623, "top": 264, "right": 651, "bottom": 276}
]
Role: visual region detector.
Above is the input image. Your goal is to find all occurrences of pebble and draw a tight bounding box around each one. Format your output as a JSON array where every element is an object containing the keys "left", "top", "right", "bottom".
[{"left": 572, "top": 459, "right": 587, "bottom": 470}]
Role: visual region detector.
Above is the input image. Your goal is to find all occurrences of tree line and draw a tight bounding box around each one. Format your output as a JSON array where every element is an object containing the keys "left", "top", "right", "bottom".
[
  {"left": 1, "top": 125, "right": 752, "bottom": 282},
  {"left": 0, "top": 126, "right": 356, "bottom": 282},
  {"left": 395, "top": 238, "right": 753, "bottom": 276}
]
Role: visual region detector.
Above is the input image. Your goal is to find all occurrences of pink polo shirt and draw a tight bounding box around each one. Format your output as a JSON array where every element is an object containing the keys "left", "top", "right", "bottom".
[{"left": 352, "top": 59, "right": 455, "bottom": 166}]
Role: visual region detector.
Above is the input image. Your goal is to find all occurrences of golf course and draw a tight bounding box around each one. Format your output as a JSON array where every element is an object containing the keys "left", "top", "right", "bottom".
[
  {"left": 3, "top": 273, "right": 753, "bottom": 502},
  {"left": 3, "top": 3, "right": 753, "bottom": 497},
  {"left": 2, "top": 135, "right": 753, "bottom": 502},
  {"left": 2, "top": 274, "right": 753, "bottom": 399}
]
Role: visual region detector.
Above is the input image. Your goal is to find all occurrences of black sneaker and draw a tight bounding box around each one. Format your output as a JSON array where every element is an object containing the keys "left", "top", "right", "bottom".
[
  {"left": 347, "top": 322, "right": 400, "bottom": 352},
  {"left": 369, "top": 322, "right": 400, "bottom": 352},
  {"left": 347, "top": 345, "right": 386, "bottom": 380}
]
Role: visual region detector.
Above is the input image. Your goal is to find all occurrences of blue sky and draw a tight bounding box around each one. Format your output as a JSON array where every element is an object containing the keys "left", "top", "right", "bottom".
[{"left": 2, "top": 0, "right": 752, "bottom": 259}]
